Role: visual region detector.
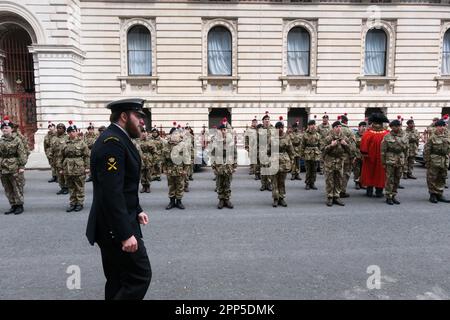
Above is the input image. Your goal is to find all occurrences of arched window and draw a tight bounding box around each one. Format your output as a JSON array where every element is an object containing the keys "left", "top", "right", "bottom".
[
  {"left": 127, "top": 25, "right": 151, "bottom": 76},
  {"left": 207, "top": 26, "right": 232, "bottom": 76},
  {"left": 364, "top": 29, "right": 387, "bottom": 76},
  {"left": 287, "top": 27, "right": 310, "bottom": 76},
  {"left": 442, "top": 29, "right": 450, "bottom": 75}
]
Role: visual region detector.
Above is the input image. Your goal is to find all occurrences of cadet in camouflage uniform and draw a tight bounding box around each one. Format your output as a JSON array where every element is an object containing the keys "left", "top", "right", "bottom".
[
  {"left": 254, "top": 123, "right": 263, "bottom": 181},
  {"left": 259, "top": 113, "right": 273, "bottom": 192},
  {"left": 163, "top": 128, "right": 189, "bottom": 210},
  {"left": 44, "top": 122, "right": 58, "bottom": 183},
  {"left": 83, "top": 123, "right": 98, "bottom": 182},
  {"left": 353, "top": 121, "right": 367, "bottom": 190},
  {"left": 59, "top": 124, "right": 90, "bottom": 212},
  {"left": 244, "top": 118, "right": 258, "bottom": 176},
  {"left": 12, "top": 124, "right": 30, "bottom": 199},
  {"left": 339, "top": 115, "right": 356, "bottom": 198},
  {"left": 381, "top": 120, "right": 408, "bottom": 205},
  {"left": 321, "top": 121, "right": 351, "bottom": 207},
  {"left": 271, "top": 119, "right": 294, "bottom": 207},
  {"left": 1, "top": 118, "right": 27, "bottom": 215},
  {"left": 211, "top": 124, "right": 237, "bottom": 209},
  {"left": 299, "top": 120, "right": 321, "bottom": 190},
  {"left": 138, "top": 127, "right": 155, "bottom": 193},
  {"left": 424, "top": 120, "right": 450, "bottom": 203},
  {"left": 317, "top": 114, "right": 331, "bottom": 174},
  {"left": 183, "top": 127, "right": 195, "bottom": 192},
  {"left": 403, "top": 119, "right": 420, "bottom": 179},
  {"left": 150, "top": 128, "right": 164, "bottom": 181},
  {"left": 51, "top": 123, "right": 69, "bottom": 195},
  {"left": 289, "top": 122, "right": 303, "bottom": 181}
]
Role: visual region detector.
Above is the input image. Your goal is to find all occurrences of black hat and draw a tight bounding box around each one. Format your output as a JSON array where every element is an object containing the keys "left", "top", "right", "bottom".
[
  {"left": 358, "top": 121, "right": 367, "bottom": 127},
  {"left": 218, "top": 124, "right": 226, "bottom": 130},
  {"left": 332, "top": 121, "right": 341, "bottom": 128},
  {"left": 262, "top": 111, "right": 270, "bottom": 121},
  {"left": 48, "top": 122, "right": 55, "bottom": 129},
  {"left": 292, "top": 122, "right": 298, "bottom": 128},
  {"left": 169, "top": 127, "right": 177, "bottom": 135},
  {"left": 322, "top": 114, "right": 329, "bottom": 119},
  {"left": 389, "top": 119, "right": 401, "bottom": 127},
  {"left": 56, "top": 123, "right": 66, "bottom": 129},
  {"left": 151, "top": 127, "right": 158, "bottom": 133},
  {"left": 67, "top": 125, "right": 77, "bottom": 133},
  {"left": 275, "top": 121, "right": 284, "bottom": 129},
  {"left": 368, "top": 113, "right": 389, "bottom": 124},
  {"left": 307, "top": 119, "right": 316, "bottom": 126},
  {"left": 106, "top": 98, "right": 146, "bottom": 116},
  {"left": 87, "top": 122, "right": 95, "bottom": 130},
  {"left": 340, "top": 115, "right": 348, "bottom": 123},
  {"left": 435, "top": 120, "right": 446, "bottom": 127},
  {"left": 1, "top": 121, "right": 14, "bottom": 129},
  {"left": 406, "top": 119, "right": 414, "bottom": 125}
]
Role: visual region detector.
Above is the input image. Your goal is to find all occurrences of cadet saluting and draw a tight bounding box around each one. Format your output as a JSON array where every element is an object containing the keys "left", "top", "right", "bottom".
[{"left": 86, "top": 98, "right": 152, "bottom": 300}]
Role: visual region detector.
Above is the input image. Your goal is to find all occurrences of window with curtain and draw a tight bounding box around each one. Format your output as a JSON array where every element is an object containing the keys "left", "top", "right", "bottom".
[
  {"left": 364, "top": 29, "right": 387, "bottom": 76},
  {"left": 287, "top": 27, "right": 310, "bottom": 76},
  {"left": 208, "top": 26, "right": 232, "bottom": 76},
  {"left": 127, "top": 25, "right": 151, "bottom": 76},
  {"left": 442, "top": 30, "right": 450, "bottom": 75}
]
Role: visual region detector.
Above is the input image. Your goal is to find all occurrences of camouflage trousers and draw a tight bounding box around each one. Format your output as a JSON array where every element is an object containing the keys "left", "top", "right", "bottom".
[
  {"left": 153, "top": 162, "right": 162, "bottom": 179},
  {"left": 260, "top": 164, "right": 272, "bottom": 188},
  {"left": 353, "top": 158, "right": 362, "bottom": 182},
  {"left": 167, "top": 175, "right": 185, "bottom": 199},
  {"left": 384, "top": 165, "right": 402, "bottom": 199},
  {"left": 1, "top": 173, "right": 24, "bottom": 206},
  {"left": 141, "top": 165, "right": 153, "bottom": 187},
  {"left": 404, "top": 156, "right": 415, "bottom": 176},
  {"left": 271, "top": 172, "right": 287, "bottom": 200},
  {"left": 47, "top": 155, "right": 57, "bottom": 177},
  {"left": 216, "top": 173, "right": 232, "bottom": 200},
  {"left": 427, "top": 165, "right": 448, "bottom": 195},
  {"left": 291, "top": 157, "right": 301, "bottom": 176},
  {"left": 304, "top": 160, "right": 317, "bottom": 186},
  {"left": 66, "top": 175, "right": 86, "bottom": 205},
  {"left": 324, "top": 160, "right": 344, "bottom": 198},
  {"left": 184, "top": 164, "right": 192, "bottom": 188},
  {"left": 56, "top": 166, "right": 66, "bottom": 189},
  {"left": 255, "top": 159, "right": 261, "bottom": 178},
  {"left": 249, "top": 164, "right": 256, "bottom": 175},
  {"left": 18, "top": 171, "right": 26, "bottom": 195},
  {"left": 341, "top": 156, "right": 352, "bottom": 193}
]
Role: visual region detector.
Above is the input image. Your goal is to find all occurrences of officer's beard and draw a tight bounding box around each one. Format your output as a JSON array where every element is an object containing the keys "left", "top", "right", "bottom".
[{"left": 125, "top": 118, "right": 141, "bottom": 139}]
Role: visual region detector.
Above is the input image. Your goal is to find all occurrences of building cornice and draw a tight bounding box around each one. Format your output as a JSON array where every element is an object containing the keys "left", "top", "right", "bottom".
[{"left": 79, "top": 0, "right": 450, "bottom": 5}]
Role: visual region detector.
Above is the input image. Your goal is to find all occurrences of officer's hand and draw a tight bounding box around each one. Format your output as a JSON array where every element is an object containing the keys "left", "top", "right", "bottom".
[
  {"left": 138, "top": 212, "right": 149, "bottom": 225},
  {"left": 122, "top": 236, "right": 138, "bottom": 253},
  {"left": 18, "top": 169, "right": 25, "bottom": 173}
]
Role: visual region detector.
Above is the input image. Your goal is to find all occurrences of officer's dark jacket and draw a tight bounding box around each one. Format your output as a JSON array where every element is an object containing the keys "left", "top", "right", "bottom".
[{"left": 86, "top": 124, "right": 143, "bottom": 245}]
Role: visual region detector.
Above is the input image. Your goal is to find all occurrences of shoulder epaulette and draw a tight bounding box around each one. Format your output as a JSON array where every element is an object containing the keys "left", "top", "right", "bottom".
[{"left": 103, "top": 136, "right": 120, "bottom": 143}]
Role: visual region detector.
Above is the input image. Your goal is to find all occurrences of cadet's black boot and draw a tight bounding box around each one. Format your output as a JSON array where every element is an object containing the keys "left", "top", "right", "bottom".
[
  {"left": 392, "top": 197, "right": 401, "bottom": 205},
  {"left": 355, "top": 181, "right": 361, "bottom": 190},
  {"left": 225, "top": 200, "right": 234, "bottom": 209},
  {"left": 429, "top": 194, "right": 438, "bottom": 204},
  {"left": 326, "top": 198, "right": 333, "bottom": 207},
  {"left": 333, "top": 197, "right": 345, "bottom": 206},
  {"left": 386, "top": 198, "right": 394, "bottom": 205},
  {"left": 340, "top": 192, "right": 350, "bottom": 198},
  {"left": 4, "top": 206, "right": 16, "bottom": 215},
  {"left": 189, "top": 176, "right": 193, "bottom": 181},
  {"left": 436, "top": 194, "right": 450, "bottom": 203},
  {"left": 255, "top": 174, "right": 261, "bottom": 180},
  {"left": 48, "top": 176, "right": 57, "bottom": 183},
  {"left": 267, "top": 185, "right": 272, "bottom": 191},
  {"left": 85, "top": 176, "right": 92, "bottom": 182},
  {"left": 260, "top": 185, "right": 266, "bottom": 191},
  {"left": 305, "top": 184, "right": 310, "bottom": 190},
  {"left": 278, "top": 199, "right": 287, "bottom": 207},
  {"left": 398, "top": 184, "right": 405, "bottom": 189},
  {"left": 217, "top": 200, "right": 224, "bottom": 209},
  {"left": 403, "top": 173, "right": 408, "bottom": 180},
  {"left": 74, "top": 204, "right": 84, "bottom": 212},
  {"left": 166, "top": 198, "right": 176, "bottom": 210},
  {"left": 272, "top": 199, "right": 278, "bottom": 207},
  {"left": 66, "top": 204, "right": 76, "bottom": 212},
  {"left": 14, "top": 205, "right": 24, "bottom": 215},
  {"left": 184, "top": 185, "right": 189, "bottom": 192},
  {"left": 297, "top": 175, "right": 302, "bottom": 181},
  {"left": 56, "top": 188, "right": 65, "bottom": 195},
  {"left": 176, "top": 199, "right": 185, "bottom": 210},
  {"left": 310, "top": 184, "right": 318, "bottom": 190},
  {"left": 62, "top": 187, "right": 69, "bottom": 195},
  {"left": 366, "top": 186, "right": 374, "bottom": 197},
  {"left": 140, "top": 186, "right": 146, "bottom": 193},
  {"left": 146, "top": 186, "right": 151, "bottom": 193},
  {"left": 375, "top": 188, "right": 384, "bottom": 198},
  {"left": 407, "top": 173, "right": 417, "bottom": 180}
]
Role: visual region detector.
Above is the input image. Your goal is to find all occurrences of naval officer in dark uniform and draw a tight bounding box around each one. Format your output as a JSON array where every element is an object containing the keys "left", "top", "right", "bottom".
[{"left": 86, "top": 98, "right": 152, "bottom": 300}]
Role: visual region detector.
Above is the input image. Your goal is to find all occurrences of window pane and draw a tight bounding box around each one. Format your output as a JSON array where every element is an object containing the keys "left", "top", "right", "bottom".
[
  {"left": 208, "top": 26, "right": 232, "bottom": 75},
  {"left": 128, "top": 26, "right": 151, "bottom": 75},
  {"left": 287, "top": 27, "right": 310, "bottom": 76},
  {"left": 364, "top": 29, "right": 387, "bottom": 76},
  {"left": 442, "top": 30, "right": 450, "bottom": 75}
]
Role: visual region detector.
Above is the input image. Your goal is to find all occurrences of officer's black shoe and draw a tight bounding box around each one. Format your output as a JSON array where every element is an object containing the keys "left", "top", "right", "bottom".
[
  {"left": 14, "top": 205, "right": 24, "bottom": 215},
  {"left": 333, "top": 197, "right": 345, "bottom": 206},
  {"left": 340, "top": 192, "right": 350, "bottom": 198},
  {"left": 272, "top": 199, "right": 278, "bottom": 207},
  {"left": 66, "top": 204, "right": 76, "bottom": 212},
  {"left": 166, "top": 198, "right": 176, "bottom": 210},
  {"left": 48, "top": 176, "right": 57, "bottom": 183},
  {"left": 4, "top": 206, "right": 16, "bottom": 215},
  {"left": 436, "top": 194, "right": 450, "bottom": 203},
  {"left": 217, "top": 200, "right": 224, "bottom": 209},
  {"left": 267, "top": 185, "right": 272, "bottom": 191},
  {"left": 366, "top": 186, "right": 374, "bottom": 197},
  {"left": 429, "top": 194, "right": 438, "bottom": 204},
  {"left": 326, "top": 198, "right": 333, "bottom": 207},
  {"left": 398, "top": 185, "right": 405, "bottom": 189},
  {"left": 74, "top": 205, "right": 83, "bottom": 212},
  {"left": 375, "top": 188, "right": 384, "bottom": 198},
  {"left": 310, "top": 184, "right": 318, "bottom": 190},
  {"left": 305, "top": 185, "right": 310, "bottom": 190},
  {"left": 225, "top": 200, "right": 234, "bottom": 209},
  {"left": 176, "top": 199, "right": 185, "bottom": 210},
  {"left": 278, "top": 199, "right": 287, "bottom": 207},
  {"left": 386, "top": 198, "right": 394, "bottom": 205},
  {"left": 85, "top": 176, "right": 92, "bottom": 182},
  {"left": 392, "top": 197, "right": 401, "bottom": 205}
]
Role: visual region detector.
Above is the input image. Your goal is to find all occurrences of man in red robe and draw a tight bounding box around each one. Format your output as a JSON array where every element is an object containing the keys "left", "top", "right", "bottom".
[{"left": 360, "top": 113, "right": 390, "bottom": 197}]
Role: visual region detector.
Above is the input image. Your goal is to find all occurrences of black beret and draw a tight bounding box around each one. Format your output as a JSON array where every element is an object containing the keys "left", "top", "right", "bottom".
[
  {"left": 332, "top": 121, "right": 341, "bottom": 128},
  {"left": 358, "top": 121, "right": 367, "bottom": 127},
  {"left": 262, "top": 114, "right": 270, "bottom": 121},
  {"left": 275, "top": 121, "right": 284, "bottom": 129},
  {"left": 340, "top": 115, "right": 348, "bottom": 123},
  {"left": 56, "top": 123, "right": 66, "bottom": 129},
  {"left": 322, "top": 114, "right": 329, "bottom": 119},
  {"left": 169, "top": 127, "right": 177, "bottom": 134},
  {"left": 292, "top": 122, "right": 299, "bottom": 128},
  {"left": 307, "top": 119, "right": 316, "bottom": 126},
  {"left": 218, "top": 124, "right": 226, "bottom": 130},
  {"left": 151, "top": 127, "right": 158, "bottom": 133},
  {"left": 406, "top": 119, "right": 414, "bottom": 125},
  {"left": 435, "top": 120, "right": 446, "bottom": 127},
  {"left": 106, "top": 98, "right": 146, "bottom": 116},
  {"left": 389, "top": 120, "right": 401, "bottom": 127},
  {"left": 1, "top": 121, "right": 14, "bottom": 129},
  {"left": 67, "top": 125, "right": 76, "bottom": 133}
]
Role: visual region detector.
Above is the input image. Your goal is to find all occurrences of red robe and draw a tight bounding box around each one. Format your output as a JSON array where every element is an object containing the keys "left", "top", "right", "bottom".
[{"left": 360, "top": 128, "right": 389, "bottom": 188}]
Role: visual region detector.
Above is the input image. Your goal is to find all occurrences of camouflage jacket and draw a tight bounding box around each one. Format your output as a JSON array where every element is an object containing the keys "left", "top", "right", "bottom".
[
  {"left": 162, "top": 138, "right": 189, "bottom": 177},
  {"left": 0, "top": 134, "right": 28, "bottom": 174},
  {"left": 44, "top": 131, "right": 56, "bottom": 158},
  {"left": 271, "top": 132, "right": 294, "bottom": 173},
  {"left": 321, "top": 131, "right": 351, "bottom": 166},
  {"left": 299, "top": 128, "right": 321, "bottom": 161},
  {"left": 14, "top": 130, "right": 30, "bottom": 158},
  {"left": 59, "top": 138, "right": 90, "bottom": 176},
  {"left": 341, "top": 124, "right": 356, "bottom": 158},
  {"left": 138, "top": 138, "right": 156, "bottom": 168},
  {"left": 289, "top": 130, "right": 303, "bottom": 157},
  {"left": 381, "top": 131, "right": 408, "bottom": 167},
  {"left": 211, "top": 134, "right": 237, "bottom": 176},
  {"left": 151, "top": 136, "right": 164, "bottom": 163},
  {"left": 244, "top": 127, "right": 257, "bottom": 152},
  {"left": 83, "top": 132, "right": 98, "bottom": 150},
  {"left": 257, "top": 125, "right": 274, "bottom": 163},
  {"left": 424, "top": 132, "right": 450, "bottom": 169},
  {"left": 51, "top": 134, "right": 69, "bottom": 169},
  {"left": 404, "top": 127, "right": 420, "bottom": 157},
  {"left": 317, "top": 123, "right": 331, "bottom": 139}
]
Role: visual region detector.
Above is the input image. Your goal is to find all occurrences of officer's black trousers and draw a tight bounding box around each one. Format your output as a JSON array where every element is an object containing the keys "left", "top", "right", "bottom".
[{"left": 98, "top": 237, "right": 152, "bottom": 300}]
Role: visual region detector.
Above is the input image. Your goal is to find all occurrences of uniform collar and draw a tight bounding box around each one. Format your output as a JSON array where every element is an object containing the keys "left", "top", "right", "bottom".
[{"left": 113, "top": 122, "right": 130, "bottom": 140}]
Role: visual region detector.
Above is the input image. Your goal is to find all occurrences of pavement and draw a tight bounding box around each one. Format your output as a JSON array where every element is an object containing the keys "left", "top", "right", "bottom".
[{"left": 1, "top": 166, "right": 450, "bottom": 300}]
